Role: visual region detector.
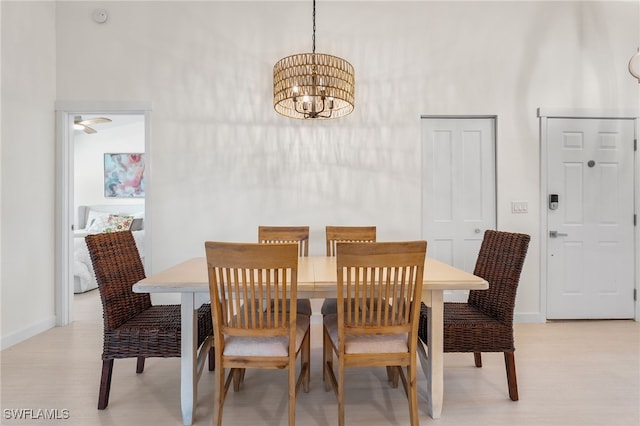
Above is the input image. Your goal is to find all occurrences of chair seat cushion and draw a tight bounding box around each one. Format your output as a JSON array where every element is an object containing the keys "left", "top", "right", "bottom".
[
  {"left": 323, "top": 314, "right": 408, "bottom": 354},
  {"left": 418, "top": 302, "right": 514, "bottom": 353},
  {"left": 320, "top": 298, "right": 338, "bottom": 315},
  {"left": 223, "top": 314, "right": 310, "bottom": 357},
  {"left": 103, "top": 303, "right": 212, "bottom": 360}
]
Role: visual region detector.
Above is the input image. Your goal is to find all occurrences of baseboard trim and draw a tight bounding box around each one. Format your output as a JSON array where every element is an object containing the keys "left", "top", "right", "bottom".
[
  {"left": 1, "top": 316, "right": 56, "bottom": 350},
  {"left": 514, "top": 312, "right": 546, "bottom": 324}
]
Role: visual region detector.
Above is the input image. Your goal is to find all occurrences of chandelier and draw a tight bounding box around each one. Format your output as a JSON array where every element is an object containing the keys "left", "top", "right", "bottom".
[{"left": 273, "top": 0, "right": 355, "bottom": 120}]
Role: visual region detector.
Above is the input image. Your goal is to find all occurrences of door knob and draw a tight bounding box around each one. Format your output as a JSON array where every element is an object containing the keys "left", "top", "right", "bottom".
[
  {"left": 549, "top": 230, "right": 568, "bottom": 238},
  {"left": 474, "top": 228, "right": 481, "bottom": 234}
]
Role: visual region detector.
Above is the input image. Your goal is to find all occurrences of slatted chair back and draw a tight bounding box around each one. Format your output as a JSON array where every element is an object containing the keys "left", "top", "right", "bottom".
[
  {"left": 336, "top": 241, "right": 426, "bottom": 336},
  {"left": 324, "top": 240, "right": 427, "bottom": 426},
  {"left": 258, "top": 226, "right": 309, "bottom": 257},
  {"left": 468, "top": 230, "right": 531, "bottom": 325},
  {"left": 85, "top": 231, "right": 151, "bottom": 332},
  {"left": 205, "top": 242, "right": 299, "bottom": 341},
  {"left": 325, "top": 226, "right": 376, "bottom": 257},
  {"left": 205, "top": 242, "right": 309, "bottom": 426}
]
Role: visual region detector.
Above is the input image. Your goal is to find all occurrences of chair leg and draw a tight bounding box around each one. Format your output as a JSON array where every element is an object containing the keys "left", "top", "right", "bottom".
[
  {"left": 504, "top": 351, "right": 519, "bottom": 401},
  {"left": 232, "top": 369, "right": 242, "bottom": 392},
  {"left": 323, "top": 326, "right": 333, "bottom": 391},
  {"left": 289, "top": 355, "right": 296, "bottom": 426},
  {"left": 474, "top": 352, "right": 482, "bottom": 367},
  {"left": 136, "top": 356, "right": 145, "bottom": 374},
  {"left": 302, "top": 329, "right": 311, "bottom": 393},
  {"left": 208, "top": 346, "right": 215, "bottom": 371},
  {"left": 214, "top": 367, "right": 226, "bottom": 426},
  {"left": 322, "top": 324, "right": 328, "bottom": 383},
  {"left": 97, "top": 359, "right": 114, "bottom": 410},
  {"left": 408, "top": 362, "right": 419, "bottom": 426},
  {"left": 337, "top": 357, "right": 345, "bottom": 426}
]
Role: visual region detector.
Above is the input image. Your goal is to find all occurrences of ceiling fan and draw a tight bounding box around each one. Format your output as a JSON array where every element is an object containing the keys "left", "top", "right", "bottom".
[{"left": 74, "top": 115, "right": 112, "bottom": 134}]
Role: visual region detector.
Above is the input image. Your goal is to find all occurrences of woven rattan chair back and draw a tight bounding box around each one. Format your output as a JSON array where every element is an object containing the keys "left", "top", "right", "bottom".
[
  {"left": 258, "top": 226, "right": 309, "bottom": 257},
  {"left": 468, "top": 230, "right": 531, "bottom": 326},
  {"left": 85, "top": 231, "right": 150, "bottom": 332},
  {"left": 86, "top": 231, "right": 214, "bottom": 410},
  {"left": 325, "top": 226, "right": 376, "bottom": 256},
  {"left": 417, "top": 229, "right": 530, "bottom": 402}
]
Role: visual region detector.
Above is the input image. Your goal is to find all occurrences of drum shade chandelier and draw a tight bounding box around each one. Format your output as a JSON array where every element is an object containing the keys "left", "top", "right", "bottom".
[{"left": 273, "top": 0, "right": 355, "bottom": 120}]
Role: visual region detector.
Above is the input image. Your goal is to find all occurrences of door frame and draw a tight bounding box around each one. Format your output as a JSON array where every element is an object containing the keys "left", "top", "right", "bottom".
[
  {"left": 538, "top": 108, "right": 639, "bottom": 322},
  {"left": 54, "top": 100, "right": 152, "bottom": 326}
]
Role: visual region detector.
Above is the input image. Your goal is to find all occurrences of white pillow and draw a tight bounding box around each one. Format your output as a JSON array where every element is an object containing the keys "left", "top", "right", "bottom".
[{"left": 85, "top": 209, "right": 109, "bottom": 230}]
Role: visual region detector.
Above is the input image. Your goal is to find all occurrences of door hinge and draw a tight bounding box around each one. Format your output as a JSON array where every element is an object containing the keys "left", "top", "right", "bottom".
[
  {"left": 635, "top": 139, "right": 638, "bottom": 151},
  {"left": 635, "top": 214, "right": 637, "bottom": 226},
  {"left": 634, "top": 288, "right": 637, "bottom": 301}
]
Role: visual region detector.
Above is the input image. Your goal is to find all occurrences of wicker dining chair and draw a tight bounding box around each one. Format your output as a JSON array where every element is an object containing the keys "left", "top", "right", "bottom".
[
  {"left": 323, "top": 241, "right": 427, "bottom": 426},
  {"left": 205, "top": 242, "right": 310, "bottom": 426},
  {"left": 320, "top": 226, "right": 377, "bottom": 316},
  {"left": 85, "top": 231, "right": 214, "bottom": 410},
  {"left": 418, "top": 229, "right": 530, "bottom": 401},
  {"left": 258, "top": 226, "right": 312, "bottom": 316}
]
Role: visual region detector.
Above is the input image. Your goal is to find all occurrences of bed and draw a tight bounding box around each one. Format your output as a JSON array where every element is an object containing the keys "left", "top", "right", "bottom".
[{"left": 74, "top": 204, "right": 145, "bottom": 293}]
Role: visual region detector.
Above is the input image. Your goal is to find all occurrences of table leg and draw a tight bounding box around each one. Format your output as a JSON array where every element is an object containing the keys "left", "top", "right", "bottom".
[
  {"left": 417, "top": 290, "right": 444, "bottom": 419},
  {"left": 181, "top": 293, "right": 197, "bottom": 426}
]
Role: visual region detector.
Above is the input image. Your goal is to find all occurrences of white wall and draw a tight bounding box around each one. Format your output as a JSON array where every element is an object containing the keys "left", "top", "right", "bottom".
[
  {"left": 74, "top": 119, "right": 145, "bottom": 220},
  {"left": 1, "top": 1, "right": 638, "bottom": 347},
  {"left": 1, "top": 0, "right": 57, "bottom": 348}
]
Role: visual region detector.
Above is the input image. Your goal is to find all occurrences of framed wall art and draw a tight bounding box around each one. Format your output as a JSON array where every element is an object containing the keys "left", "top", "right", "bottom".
[{"left": 104, "top": 153, "right": 145, "bottom": 198}]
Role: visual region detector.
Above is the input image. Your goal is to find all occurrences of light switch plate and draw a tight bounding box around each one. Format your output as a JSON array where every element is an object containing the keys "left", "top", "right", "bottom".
[{"left": 511, "top": 201, "right": 528, "bottom": 213}]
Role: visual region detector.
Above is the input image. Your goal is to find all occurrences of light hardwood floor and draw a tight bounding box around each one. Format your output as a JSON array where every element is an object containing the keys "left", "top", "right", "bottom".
[{"left": 1, "top": 290, "right": 638, "bottom": 426}]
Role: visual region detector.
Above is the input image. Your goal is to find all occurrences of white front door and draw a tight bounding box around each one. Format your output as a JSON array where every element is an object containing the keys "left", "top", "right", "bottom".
[
  {"left": 421, "top": 117, "right": 496, "bottom": 302},
  {"left": 546, "top": 118, "right": 636, "bottom": 319}
]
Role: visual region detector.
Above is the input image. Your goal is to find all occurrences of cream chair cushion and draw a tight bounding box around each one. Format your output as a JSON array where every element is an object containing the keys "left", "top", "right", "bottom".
[
  {"left": 324, "top": 314, "right": 408, "bottom": 354},
  {"left": 223, "top": 314, "right": 310, "bottom": 357}
]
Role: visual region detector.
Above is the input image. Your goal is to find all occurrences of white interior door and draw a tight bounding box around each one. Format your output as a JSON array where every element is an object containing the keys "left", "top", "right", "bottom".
[
  {"left": 421, "top": 117, "right": 496, "bottom": 302},
  {"left": 546, "top": 118, "right": 636, "bottom": 319}
]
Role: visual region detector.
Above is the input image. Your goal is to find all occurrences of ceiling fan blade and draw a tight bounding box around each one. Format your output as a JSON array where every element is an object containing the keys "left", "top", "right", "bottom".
[
  {"left": 80, "top": 117, "right": 112, "bottom": 126},
  {"left": 83, "top": 126, "right": 97, "bottom": 134}
]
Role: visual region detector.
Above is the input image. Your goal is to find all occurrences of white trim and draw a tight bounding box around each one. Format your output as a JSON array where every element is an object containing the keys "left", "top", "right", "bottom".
[
  {"left": 539, "top": 109, "right": 638, "bottom": 322},
  {"left": 55, "top": 101, "right": 152, "bottom": 327},
  {"left": 1, "top": 316, "right": 56, "bottom": 350},
  {"left": 537, "top": 108, "right": 640, "bottom": 119},
  {"left": 55, "top": 100, "right": 151, "bottom": 113},
  {"left": 514, "top": 312, "right": 545, "bottom": 324}
]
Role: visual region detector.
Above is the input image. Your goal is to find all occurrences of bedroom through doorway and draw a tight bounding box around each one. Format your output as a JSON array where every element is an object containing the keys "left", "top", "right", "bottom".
[{"left": 55, "top": 101, "right": 151, "bottom": 326}]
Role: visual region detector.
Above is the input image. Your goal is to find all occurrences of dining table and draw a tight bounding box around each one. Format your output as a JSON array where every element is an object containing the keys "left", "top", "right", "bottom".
[{"left": 133, "top": 255, "right": 488, "bottom": 426}]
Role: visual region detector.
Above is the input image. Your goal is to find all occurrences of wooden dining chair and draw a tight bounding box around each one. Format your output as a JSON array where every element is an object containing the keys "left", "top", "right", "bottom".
[
  {"left": 85, "top": 231, "right": 214, "bottom": 410},
  {"left": 321, "top": 226, "right": 377, "bottom": 316},
  {"left": 258, "top": 226, "right": 312, "bottom": 316},
  {"left": 418, "top": 230, "right": 530, "bottom": 401},
  {"left": 205, "top": 242, "right": 311, "bottom": 426},
  {"left": 323, "top": 241, "right": 427, "bottom": 426}
]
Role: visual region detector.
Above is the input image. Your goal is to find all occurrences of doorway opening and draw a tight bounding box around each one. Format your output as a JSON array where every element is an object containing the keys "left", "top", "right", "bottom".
[{"left": 55, "top": 101, "right": 152, "bottom": 326}]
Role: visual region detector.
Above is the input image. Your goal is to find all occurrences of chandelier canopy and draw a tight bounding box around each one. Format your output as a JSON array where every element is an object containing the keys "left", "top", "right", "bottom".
[{"left": 273, "top": 0, "right": 355, "bottom": 120}]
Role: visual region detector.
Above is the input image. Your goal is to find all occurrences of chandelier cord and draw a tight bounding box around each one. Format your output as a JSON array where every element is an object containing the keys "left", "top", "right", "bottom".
[{"left": 312, "top": 0, "right": 316, "bottom": 54}]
